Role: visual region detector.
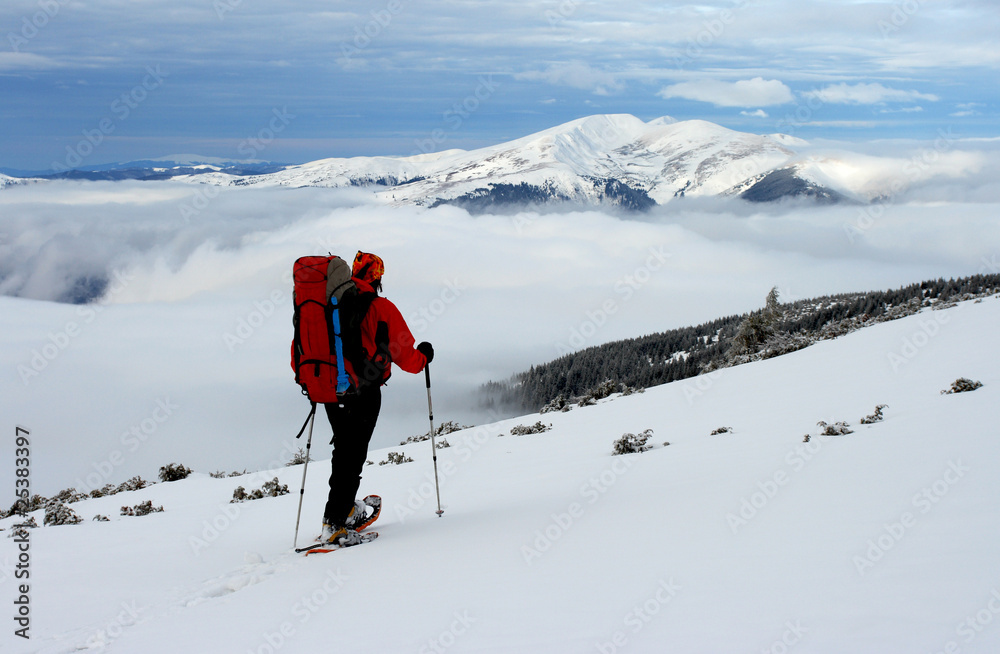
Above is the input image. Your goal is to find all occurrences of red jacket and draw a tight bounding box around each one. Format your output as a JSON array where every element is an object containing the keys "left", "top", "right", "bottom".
[{"left": 355, "top": 278, "right": 427, "bottom": 381}]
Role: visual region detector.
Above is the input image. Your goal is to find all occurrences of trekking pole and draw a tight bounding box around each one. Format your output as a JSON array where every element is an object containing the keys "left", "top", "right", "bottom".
[
  {"left": 292, "top": 402, "right": 318, "bottom": 548},
  {"left": 425, "top": 365, "right": 444, "bottom": 517}
]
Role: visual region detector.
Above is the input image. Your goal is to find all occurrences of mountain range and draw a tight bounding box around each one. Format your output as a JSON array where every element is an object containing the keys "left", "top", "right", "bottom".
[
  {"left": 189, "top": 114, "right": 855, "bottom": 209},
  {"left": 4, "top": 114, "right": 948, "bottom": 208}
]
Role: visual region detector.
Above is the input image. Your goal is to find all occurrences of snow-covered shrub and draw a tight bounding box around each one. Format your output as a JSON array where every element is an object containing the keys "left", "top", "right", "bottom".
[
  {"left": 941, "top": 378, "right": 983, "bottom": 395},
  {"left": 400, "top": 420, "right": 471, "bottom": 445},
  {"left": 231, "top": 478, "right": 289, "bottom": 503},
  {"left": 121, "top": 500, "right": 164, "bottom": 516},
  {"left": 860, "top": 405, "right": 888, "bottom": 424},
  {"left": 365, "top": 460, "right": 374, "bottom": 466},
  {"left": 579, "top": 379, "right": 619, "bottom": 407},
  {"left": 261, "top": 478, "right": 289, "bottom": 497},
  {"left": 209, "top": 471, "right": 226, "bottom": 479},
  {"left": 93, "top": 515, "right": 110, "bottom": 522},
  {"left": 817, "top": 421, "right": 853, "bottom": 436},
  {"left": 620, "top": 384, "right": 645, "bottom": 396},
  {"left": 44, "top": 502, "right": 83, "bottom": 526},
  {"left": 117, "top": 476, "right": 152, "bottom": 493},
  {"left": 508, "top": 421, "right": 552, "bottom": 436},
  {"left": 228, "top": 470, "right": 247, "bottom": 477},
  {"left": 436, "top": 439, "right": 451, "bottom": 449},
  {"left": 710, "top": 427, "right": 732, "bottom": 435},
  {"left": 158, "top": 463, "right": 192, "bottom": 482},
  {"left": 612, "top": 429, "right": 654, "bottom": 455},
  {"left": 540, "top": 394, "right": 572, "bottom": 414},
  {"left": 379, "top": 452, "right": 414, "bottom": 466},
  {"left": 8, "top": 516, "right": 38, "bottom": 539},
  {"left": 286, "top": 447, "right": 313, "bottom": 466},
  {"left": 50, "top": 488, "right": 89, "bottom": 504},
  {"left": 7, "top": 494, "right": 47, "bottom": 516},
  {"left": 89, "top": 484, "right": 118, "bottom": 498}
]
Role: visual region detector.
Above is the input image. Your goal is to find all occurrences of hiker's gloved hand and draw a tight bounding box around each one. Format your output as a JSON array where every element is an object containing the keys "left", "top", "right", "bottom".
[{"left": 417, "top": 341, "right": 434, "bottom": 364}]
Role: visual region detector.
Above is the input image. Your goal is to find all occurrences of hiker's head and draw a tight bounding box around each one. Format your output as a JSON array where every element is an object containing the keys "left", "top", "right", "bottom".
[{"left": 353, "top": 251, "right": 385, "bottom": 292}]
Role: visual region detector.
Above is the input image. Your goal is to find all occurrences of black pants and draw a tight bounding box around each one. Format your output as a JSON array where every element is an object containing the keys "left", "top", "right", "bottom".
[{"left": 323, "top": 388, "right": 381, "bottom": 525}]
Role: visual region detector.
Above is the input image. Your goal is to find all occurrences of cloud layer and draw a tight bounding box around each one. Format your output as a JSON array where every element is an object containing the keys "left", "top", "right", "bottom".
[{"left": 2, "top": 179, "right": 999, "bottom": 495}]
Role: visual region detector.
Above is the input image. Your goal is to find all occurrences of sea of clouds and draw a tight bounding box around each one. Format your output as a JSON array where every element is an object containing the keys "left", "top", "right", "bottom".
[{"left": 1, "top": 179, "right": 999, "bottom": 495}]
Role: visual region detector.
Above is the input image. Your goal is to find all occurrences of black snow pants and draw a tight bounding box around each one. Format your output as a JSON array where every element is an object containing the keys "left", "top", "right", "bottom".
[{"left": 323, "top": 387, "right": 382, "bottom": 525}]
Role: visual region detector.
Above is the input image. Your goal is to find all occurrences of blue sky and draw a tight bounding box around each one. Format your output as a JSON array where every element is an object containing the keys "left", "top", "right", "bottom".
[{"left": 1, "top": 0, "right": 997, "bottom": 170}]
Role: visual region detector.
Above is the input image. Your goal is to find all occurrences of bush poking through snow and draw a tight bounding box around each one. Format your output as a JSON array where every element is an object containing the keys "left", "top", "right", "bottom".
[
  {"left": 50, "top": 488, "right": 89, "bottom": 504},
  {"left": 860, "top": 405, "right": 888, "bottom": 424},
  {"left": 540, "top": 394, "right": 572, "bottom": 414},
  {"left": 231, "top": 478, "right": 290, "bottom": 503},
  {"left": 44, "top": 502, "right": 83, "bottom": 526},
  {"left": 579, "top": 379, "right": 619, "bottom": 407},
  {"left": 613, "top": 429, "right": 654, "bottom": 455},
  {"left": 436, "top": 439, "right": 451, "bottom": 449},
  {"left": 121, "top": 500, "right": 164, "bottom": 517},
  {"left": 508, "top": 421, "right": 552, "bottom": 436},
  {"left": 817, "top": 421, "right": 854, "bottom": 436},
  {"left": 286, "top": 447, "right": 313, "bottom": 466},
  {"left": 117, "top": 476, "right": 152, "bottom": 493},
  {"left": 380, "top": 452, "right": 414, "bottom": 466},
  {"left": 89, "top": 484, "right": 118, "bottom": 498},
  {"left": 158, "top": 463, "right": 192, "bottom": 482},
  {"left": 400, "top": 420, "right": 471, "bottom": 445},
  {"left": 710, "top": 427, "right": 732, "bottom": 435},
  {"left": 941, "top": 378, "right": 983, "bottom": 395},
  {"left": 8, "top": 516, "right": 37, "bottom": 539},
  {"left": 93, "top": 515, "right": 110, "bottom": 522}
]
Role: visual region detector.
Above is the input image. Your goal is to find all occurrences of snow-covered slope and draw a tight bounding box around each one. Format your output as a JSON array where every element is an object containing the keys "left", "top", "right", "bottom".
[{"left": 4, "top": 296, "right": 999, "bottom": 653}]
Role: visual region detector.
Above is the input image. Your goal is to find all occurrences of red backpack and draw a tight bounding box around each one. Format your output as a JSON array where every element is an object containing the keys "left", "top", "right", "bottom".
[{"left": 291, "top": 255, "right": 385, "bottom": 403}]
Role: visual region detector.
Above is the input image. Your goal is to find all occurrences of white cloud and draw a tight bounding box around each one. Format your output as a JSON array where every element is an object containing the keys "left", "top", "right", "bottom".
[
  {"left": 803, "top": 83, "right": 938, "bottom": 105},
  {"left": 657, "top": 78, "right": 794, "bottom": 107},
  {"left": 950, "top": 102, "right": 985, "bottom": 117},
  {"left": 516, "top": 62, "right": 624, "bottom": 95},
  {"left": 740, "top": 109, "right": 769, "bottom": 118}
]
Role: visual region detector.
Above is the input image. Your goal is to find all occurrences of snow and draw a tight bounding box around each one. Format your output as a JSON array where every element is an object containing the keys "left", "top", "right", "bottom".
[{"left": 4, "top": 297, "right": 999, "bottom": 653}]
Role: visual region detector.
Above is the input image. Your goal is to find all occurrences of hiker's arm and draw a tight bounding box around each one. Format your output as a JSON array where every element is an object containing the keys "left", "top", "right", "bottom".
[{"left": 377, "top": 298, "right": 428, "bottom": 373}]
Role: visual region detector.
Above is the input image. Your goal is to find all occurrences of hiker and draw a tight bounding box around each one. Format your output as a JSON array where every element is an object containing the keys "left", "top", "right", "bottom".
[{"left": 320, "top": 251, "right": 433, "bottom": 545}]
